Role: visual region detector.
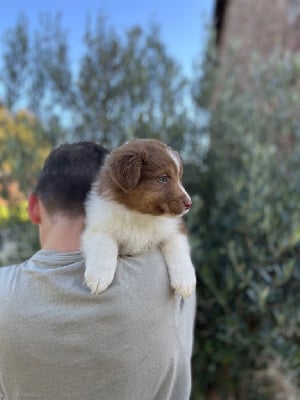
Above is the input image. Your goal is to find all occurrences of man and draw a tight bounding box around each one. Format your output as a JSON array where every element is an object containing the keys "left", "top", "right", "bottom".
[{"left": 0, "top": 141, "right": 196, "bottom": 400}]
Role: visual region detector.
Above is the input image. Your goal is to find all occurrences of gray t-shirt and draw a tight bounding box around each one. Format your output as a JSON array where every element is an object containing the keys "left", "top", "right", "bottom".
[{"left": 0, "top": 249, "right": 195, "bottom": 400}]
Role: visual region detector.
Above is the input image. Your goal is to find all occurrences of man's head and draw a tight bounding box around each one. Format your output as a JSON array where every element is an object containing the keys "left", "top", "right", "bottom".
[
  {"left": 28, "top": 141, "right": 109, "bottom": 251},
  {"left": 33, "top": 141, "right": 109, "bottom": 217}
]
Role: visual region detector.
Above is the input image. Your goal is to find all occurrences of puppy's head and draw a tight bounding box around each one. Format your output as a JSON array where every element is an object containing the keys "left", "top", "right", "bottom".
[{"left": 103, "top": 139, "right": 192, "bottom": 216}]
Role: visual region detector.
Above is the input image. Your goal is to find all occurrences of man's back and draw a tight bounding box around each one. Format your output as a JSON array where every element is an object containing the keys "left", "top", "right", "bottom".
[{"left": 0, "top": 250, "right": 195, "bottom": 400}]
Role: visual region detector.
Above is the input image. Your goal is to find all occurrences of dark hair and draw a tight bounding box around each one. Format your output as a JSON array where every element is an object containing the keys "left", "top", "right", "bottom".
[{"left": 34, "top": 141, "right": 109, "bottom": 217}]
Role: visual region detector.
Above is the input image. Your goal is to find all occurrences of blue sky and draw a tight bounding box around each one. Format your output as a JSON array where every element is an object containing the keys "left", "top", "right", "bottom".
[{"left": 0, "top": 0, "right": 214, "bottom": 78}]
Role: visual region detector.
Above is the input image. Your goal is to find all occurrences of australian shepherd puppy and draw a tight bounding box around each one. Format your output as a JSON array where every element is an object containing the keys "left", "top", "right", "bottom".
[{"left": 81, "top": 138, "right": 196, "bottom": 297}]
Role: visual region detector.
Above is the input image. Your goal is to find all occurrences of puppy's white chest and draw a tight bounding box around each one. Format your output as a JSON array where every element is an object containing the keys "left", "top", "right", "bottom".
[
  {"left": 112, "top": 210, "right": 179, "bottom": 255},
  {"left": 116, "top": 221, "right": 174, "bottom": 255}
]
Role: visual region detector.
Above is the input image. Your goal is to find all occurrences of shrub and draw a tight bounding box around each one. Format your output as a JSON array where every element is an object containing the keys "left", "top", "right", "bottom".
[{"left": 189, "top": 48, "right": 300, "bottom": 399}]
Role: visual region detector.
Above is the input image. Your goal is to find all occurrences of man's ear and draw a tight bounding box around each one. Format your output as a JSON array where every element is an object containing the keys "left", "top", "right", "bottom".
[
  {"left": 108, "top": 151, "right": 146, "bottom": 192},
  {"left": 28, "top": 193, "right": 41, "bottom": 224}
]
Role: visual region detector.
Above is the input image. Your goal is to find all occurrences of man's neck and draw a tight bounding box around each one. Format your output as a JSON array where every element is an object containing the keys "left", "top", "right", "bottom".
[{"left": 40, "top": 214, "right": 85, "bottom": 253}]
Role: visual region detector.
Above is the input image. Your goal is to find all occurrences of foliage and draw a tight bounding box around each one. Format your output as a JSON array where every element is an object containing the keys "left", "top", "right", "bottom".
[
  {"left": 0, "top": 222, "right": 39, "bottom": 267},
  {"left": 0, "top": 201, "right": 28, "bottom": 226},
  {"left": 189, "top": 47, "right": 300, "bottom": 399},
  {"left": 0, "top": 105, "right": 50, "bottom": 267},
  {"left": 0, "top": 106, "right": 51, "bottom": 199},
  {"left": 0, "top": 13, "right": 195, "bottom": 149}
]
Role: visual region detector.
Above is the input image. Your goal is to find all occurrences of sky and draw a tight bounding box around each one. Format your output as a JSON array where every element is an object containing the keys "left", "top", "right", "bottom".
[{"left": 0, "top": 0, "right": 214, "bottom": 78}]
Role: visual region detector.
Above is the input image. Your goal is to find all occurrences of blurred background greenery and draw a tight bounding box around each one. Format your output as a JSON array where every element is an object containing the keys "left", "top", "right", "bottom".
[{"left": 1, "top": 2, "right": 300, "bottom": 399}]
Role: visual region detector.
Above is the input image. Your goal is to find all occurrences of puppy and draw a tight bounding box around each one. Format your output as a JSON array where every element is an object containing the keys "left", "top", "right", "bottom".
[{"left": 81, "top": 138, "right": 196, "bottom": 297}]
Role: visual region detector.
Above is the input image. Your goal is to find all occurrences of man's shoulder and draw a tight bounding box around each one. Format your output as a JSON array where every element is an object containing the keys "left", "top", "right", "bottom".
[
  {"left": 0, "top": 263, "right": 26, "bottom": 323},
  {"left": 0, "top": 262, "right": 24, "bottom": 295},
  {"left": 0, "top": 258, "right": 34, "bottom": 302},
  {"left": 0, "top": 262, "right": 21, "bottom": 272},
  {"left": 116, "top": 249, "right": 169, "bottom": 292},
  {"left": 0, "top": 262, "right": 23, "bottom": 280},
  {"left": 121, "top": 248, "right": 166, "bottom": 268}
]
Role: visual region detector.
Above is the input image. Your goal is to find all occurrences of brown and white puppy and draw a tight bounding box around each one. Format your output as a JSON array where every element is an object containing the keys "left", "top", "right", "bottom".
[{"left": 81, "top": 138, "right": 196, "bottom": 297}]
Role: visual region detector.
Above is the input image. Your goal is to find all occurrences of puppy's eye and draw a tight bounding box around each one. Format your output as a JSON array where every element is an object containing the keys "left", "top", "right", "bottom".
[{"left": 157, "top": 175, "right": 169, "bottom": 183}]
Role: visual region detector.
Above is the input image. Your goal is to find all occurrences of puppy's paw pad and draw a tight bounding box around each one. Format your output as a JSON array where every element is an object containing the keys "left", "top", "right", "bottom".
[
  {"left": 174, "top": 282, "right": 196, "bottom": 298},
  {"left": 171, "top": 269, "right": 196, "bottom": 298},
  {"left": 84, "top": 270, "right": 114, "bottom": 295}
]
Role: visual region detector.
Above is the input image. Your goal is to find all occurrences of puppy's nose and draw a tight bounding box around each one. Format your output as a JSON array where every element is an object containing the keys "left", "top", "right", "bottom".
[{"left": 184, "top": 199, "right": 192, "bottom": 210}]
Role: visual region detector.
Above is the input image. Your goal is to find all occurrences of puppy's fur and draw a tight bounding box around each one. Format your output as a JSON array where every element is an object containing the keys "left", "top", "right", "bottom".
[{"left": 81, "top": 139, "right": 196, "bottom": 297}]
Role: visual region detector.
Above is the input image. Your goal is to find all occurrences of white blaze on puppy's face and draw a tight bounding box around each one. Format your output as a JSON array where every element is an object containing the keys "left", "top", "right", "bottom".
[
  {"left": 167, "top": 148, "right": 181, "bottom": 174},
  {"left": 167, "top": 148, "right": 192, "bottom": 206}
]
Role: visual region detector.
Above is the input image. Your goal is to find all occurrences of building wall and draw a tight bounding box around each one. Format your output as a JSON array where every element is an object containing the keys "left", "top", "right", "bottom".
[{"left": 218, "top": 0, "right": 300, "bottom": 64}]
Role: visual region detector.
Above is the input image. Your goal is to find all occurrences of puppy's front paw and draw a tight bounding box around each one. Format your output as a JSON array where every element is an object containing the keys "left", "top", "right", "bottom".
[
  {"left": 170, "top": 266, "right": 196, "bottom": 298},
  {"left": 84, "top": 265, "right": 115, "bottom": 295}
]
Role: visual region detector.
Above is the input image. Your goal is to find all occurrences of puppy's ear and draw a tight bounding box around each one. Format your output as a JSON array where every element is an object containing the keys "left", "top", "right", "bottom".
[{"left": 108, "top": 150, "right": 146, "bottom": 192}]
